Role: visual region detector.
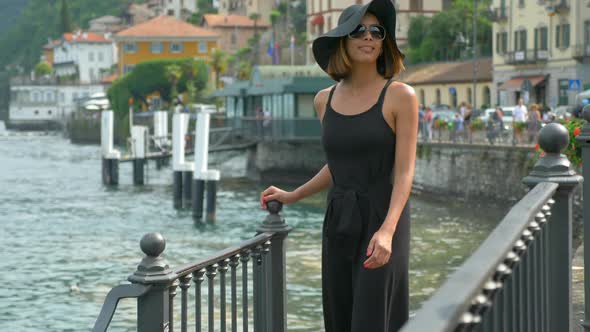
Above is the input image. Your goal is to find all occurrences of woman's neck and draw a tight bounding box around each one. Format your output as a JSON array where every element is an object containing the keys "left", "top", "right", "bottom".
[{"left": 341, "top": 64, "right": 383, "bottom": 90}]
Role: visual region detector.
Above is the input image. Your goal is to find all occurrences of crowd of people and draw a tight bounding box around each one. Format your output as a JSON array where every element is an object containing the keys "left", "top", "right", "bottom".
[{"left": 418, "top": 97, "right": 579, "bottom": 145}]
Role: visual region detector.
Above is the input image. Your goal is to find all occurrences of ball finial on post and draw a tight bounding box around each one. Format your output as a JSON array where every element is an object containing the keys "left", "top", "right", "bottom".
[
  {"left": 538, "top": 123, "right": 569, "bottom": 154},
  {"left": 140, "top": 232, "right": 166, "bottom": 257}
]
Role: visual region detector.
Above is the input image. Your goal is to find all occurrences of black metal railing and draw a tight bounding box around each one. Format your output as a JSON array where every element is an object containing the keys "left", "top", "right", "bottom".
[
  {"left": 211, "top": 116, "right": 321, "bottom": 142},
  {"left": 402, "top": 122, "right": 583, "bottom": 332},
  {"left": 574, "top": 44, "right": 590, "bottom": 60},
  {"left": 491, "top": 7, "right": 509, "bottom": 22},
  {"left": 93, "top": 200, "right": 291, "bottom": 332}
]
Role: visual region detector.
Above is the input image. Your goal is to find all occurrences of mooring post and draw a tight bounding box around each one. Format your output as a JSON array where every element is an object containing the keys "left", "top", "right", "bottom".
[
  {"left": 192, "top": 111, "right": 221, "bottom": 223},
  {"left": 101, "top": 110, "right": 120, "bottom": 185},
  {"left": 172, "top": 113, "right": 194, "bottom": 209},
  {"left": 131, "top": 126, "right": 148, "bottom": 185}
]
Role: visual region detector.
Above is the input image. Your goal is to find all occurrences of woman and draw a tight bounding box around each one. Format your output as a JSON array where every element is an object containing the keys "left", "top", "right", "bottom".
[
  {"left": 259, "top": 0, "right": 417, "bottom": 331},
  {"left": 527, "top": 103, "right": 542, "bottom": 144}
]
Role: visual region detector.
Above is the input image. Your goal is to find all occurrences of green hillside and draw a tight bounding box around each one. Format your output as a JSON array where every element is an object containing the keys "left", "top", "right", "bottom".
[
  {"left": 0, "top": 0, "right": 30, "bottom": 35},
  {"left": 0, "top": 0, "right": 145, "bottom": 73}
]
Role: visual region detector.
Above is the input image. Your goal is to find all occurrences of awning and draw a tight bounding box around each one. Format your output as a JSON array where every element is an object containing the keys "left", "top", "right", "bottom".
[
  {"left": 498, "top": 75, "right": 547, "bottom": 91},
  {"left": 311, "top": 14, "right": 324, "bottom": 26}
]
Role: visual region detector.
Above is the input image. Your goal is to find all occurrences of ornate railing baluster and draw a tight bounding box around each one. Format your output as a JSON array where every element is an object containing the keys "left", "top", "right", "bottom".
[
  {"left": 229, "top": 255, "right": 239, "bottom": 332},
  {"left": 528, "top": 220, "right": 541, "bottom": 332},
  {"left": 262, "top": 240, "right": 272, "bottom": 331},
  {"left": 252, "top": 245, "right": 263, "bottom": 332},
  {"left": 169, "top": 280, "right": 179, "bottom": 332},
  {"left": 206, "top": 264, "right": 217, "bottom": 332},
  {"left": 218, "top": 259, "right": 229, "bottom": 332},
  {"left": 179, "top": 275, "right": 192, "bottom": 332},
  {"left": 535, "top": 212, "right": 547, "bottom": 332},
  {"left": 193, "top": 270, "right": 205, "bottom": 332},
  {"left": 240, "top": 250, "right": 251, "bottom": 332}
]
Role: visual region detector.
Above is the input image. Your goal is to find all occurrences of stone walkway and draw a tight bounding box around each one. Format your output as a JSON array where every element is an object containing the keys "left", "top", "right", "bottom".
[{"left": 573, "top": 244, "right": 585, "bottom": 332}]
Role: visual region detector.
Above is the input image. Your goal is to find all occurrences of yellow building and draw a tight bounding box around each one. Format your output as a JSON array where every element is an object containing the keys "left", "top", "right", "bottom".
[
  {"left": 113, "top": 15, "right": 219, "bottom": 76},
  {"left": 398, "top": 58, "right": 493, "bottom": 110}
]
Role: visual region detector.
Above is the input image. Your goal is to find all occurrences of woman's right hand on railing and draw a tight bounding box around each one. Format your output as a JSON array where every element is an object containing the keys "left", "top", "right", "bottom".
[{"left": 260, "top": 186, "right": 299, "bottom": 210}]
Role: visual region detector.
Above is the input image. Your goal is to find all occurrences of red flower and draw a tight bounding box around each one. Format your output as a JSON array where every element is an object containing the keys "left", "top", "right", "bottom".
[
  {"left": 534, "top": 143, "right": 540, "bottom": 150},
  {"left": 540, "top": 151, "right": 546, "bottom": 157},
  {"left": 574, "top": 127, "right": 581, "bottom": 137}
]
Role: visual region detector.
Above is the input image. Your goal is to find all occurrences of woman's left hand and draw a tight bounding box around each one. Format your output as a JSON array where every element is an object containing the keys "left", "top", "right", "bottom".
[{"left": 363, "top": 228, "right": 394, "bottom": 269}]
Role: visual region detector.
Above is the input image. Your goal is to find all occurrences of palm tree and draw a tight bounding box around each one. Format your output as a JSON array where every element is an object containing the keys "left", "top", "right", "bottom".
[
  {"left": 210, "top": 49, "right": 227, "bottom": 90},
  {"left": 164, "top": 64, "right": 182, "bottom": 110},
  {"left": 249, "top": 13, "right": 260, "bottom": 63}
]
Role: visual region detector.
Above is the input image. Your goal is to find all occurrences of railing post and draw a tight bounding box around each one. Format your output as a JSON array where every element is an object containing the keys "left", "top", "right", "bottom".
[
  {"left": 576, "top": 104, "right": 590, "bottom": 331},
  {"left": 128, "top": 232, "right": 178, "bottom": 332},
  {"left": 523, "top": 123, "right": 583, "bottom": 332},
  {"left": 256, "top": 200, "right": 292, "bottom": 332}
]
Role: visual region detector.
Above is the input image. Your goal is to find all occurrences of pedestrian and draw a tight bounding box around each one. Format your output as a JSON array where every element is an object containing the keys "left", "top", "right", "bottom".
[
  {"left": 463, "top": 103, "right": 473, "bottom": 142},
  {"left": 453, "top": 112, "right": 464, "bottom": 143},
  {"left": 260, "top": 1, "right": 416, "bottom": 330},
  {"left": 513, "top": 97, "right": 527, "bottom": 144},
  {"left": 418, "top": 104, "right": 425, "bottom": 140},
  {"left": 255, "top": 106, "right": 263, "bottom": 138},
  {"left": 527, "top": 103, "right": 542, "bottom": 144},
  {"left": 424, "top": 106, "right": 433, "bottom": 141}
]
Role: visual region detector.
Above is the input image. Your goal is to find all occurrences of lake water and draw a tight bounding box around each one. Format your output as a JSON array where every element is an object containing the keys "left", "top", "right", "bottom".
[{"left": 0, "top": 133, "right": 508, "bottom": 331}]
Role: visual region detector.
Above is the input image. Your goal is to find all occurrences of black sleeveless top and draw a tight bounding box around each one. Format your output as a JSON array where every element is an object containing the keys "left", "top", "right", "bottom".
[{"left": 320, "top": 79, "right": 397, "bottom": 248}]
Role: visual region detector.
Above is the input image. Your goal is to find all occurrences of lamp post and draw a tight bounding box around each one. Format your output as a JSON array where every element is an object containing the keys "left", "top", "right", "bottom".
[{"left": 472, "top": 0, "right": 478, "bottom": 112}]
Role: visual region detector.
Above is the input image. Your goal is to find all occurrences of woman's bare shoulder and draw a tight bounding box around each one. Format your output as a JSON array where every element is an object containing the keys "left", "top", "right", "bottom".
[
  {"left": 314, "top": 86, "right": 335, "bottom": 120},
  {"left": 385, "top": 81, "right": 417, "bottom": 113}
]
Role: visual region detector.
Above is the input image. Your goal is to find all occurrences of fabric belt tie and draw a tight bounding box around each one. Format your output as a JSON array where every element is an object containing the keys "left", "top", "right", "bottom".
[{"left": 324, "top": 175, "right": 393, "bottom": 258}]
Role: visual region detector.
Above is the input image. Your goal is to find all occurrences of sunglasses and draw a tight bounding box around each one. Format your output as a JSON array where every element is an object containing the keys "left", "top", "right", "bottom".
[{"left": 348, "top": 24, "right": 386, "bottom": 40}]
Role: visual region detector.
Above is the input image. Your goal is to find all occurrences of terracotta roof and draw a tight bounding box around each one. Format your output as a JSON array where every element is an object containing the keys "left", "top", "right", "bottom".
[
  {"left": 116, "top": 15, "right": 218, "bottom": 39},
  {"left": 101, "top": 73, "right": 119, "bottom": 84},
  {"left": 63, "top": 31, "right": 112, "bottom": 43},
  {"left": 203, "top": 14, "right": 270, "bottom": 28},
  {"left": 398, "top": 58, "right": 493, "bottom": 85}
]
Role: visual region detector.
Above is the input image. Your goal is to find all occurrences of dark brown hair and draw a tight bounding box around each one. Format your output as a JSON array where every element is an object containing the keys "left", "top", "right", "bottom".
[{"left": 326, "top": 23, "right": 405, "bottom": 81}]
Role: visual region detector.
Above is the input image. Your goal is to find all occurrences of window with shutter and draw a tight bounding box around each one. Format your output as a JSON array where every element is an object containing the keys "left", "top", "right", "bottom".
[
  {"left": 564, "top": 24, "right": 570, "bottom": 48},
  {"left": 556, "top": 25, "right": 561, "bottom": 48}
]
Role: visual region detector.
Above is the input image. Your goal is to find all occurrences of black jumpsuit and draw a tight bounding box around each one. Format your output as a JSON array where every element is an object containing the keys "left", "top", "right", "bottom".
[{"left": 321, "top": 78, "right": 411, "bottom": 332}]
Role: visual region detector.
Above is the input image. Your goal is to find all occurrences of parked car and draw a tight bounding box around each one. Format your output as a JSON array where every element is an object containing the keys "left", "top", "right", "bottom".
[
  {"left": 551, "top": 105, "right": 574, "bottom": 120},
  {"left": 432, "top": 110, "right": 456, "bottom": 123}
]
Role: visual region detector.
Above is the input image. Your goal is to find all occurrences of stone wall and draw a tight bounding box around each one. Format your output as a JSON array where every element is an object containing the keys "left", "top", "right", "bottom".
[{"left": 413, "top": 143, "right": 536, "bottom": 201}]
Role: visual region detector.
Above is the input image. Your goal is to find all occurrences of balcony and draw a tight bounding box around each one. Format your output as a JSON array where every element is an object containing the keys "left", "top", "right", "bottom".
[
  {"left": 573, "top": 44, "right": 590, "bottom": 61},
  {"left": 505, "top": 49, "right": 549, "bottom": 65},
  {"left": 554, "top": 1, "right": 570, "bottom": 14},
  {"left": 491, "top": 7, "right": 509, "bottom": 23}
]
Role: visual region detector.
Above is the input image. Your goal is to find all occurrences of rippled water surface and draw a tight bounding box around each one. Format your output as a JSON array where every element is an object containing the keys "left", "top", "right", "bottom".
[{"left": 0, "top": 134, "right": 508, "bottom": 331}]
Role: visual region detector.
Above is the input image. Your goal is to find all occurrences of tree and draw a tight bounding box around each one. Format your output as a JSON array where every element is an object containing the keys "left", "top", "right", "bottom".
[
  {"left": 108, "top": 58, "right": 209, "bottom": 117},
  {"left": 237, "top": 61, "right": 252, "bottom": 81},
  {"left": 34, "top": 61, "right": 53, "bottom": 77},
  {"left": 210, "top": 49, "right": 227, "bottom": 89},
  {"left": 165, "top": 64, "right": 183, "bottom": 108},
  {"left": 249, "top": 13, "right": 260, "bottom": 62},
  {"left": 405, "top": 0, "right": 492, "bottom": 64},
  {"left": 59, "top": 0, "right": 73, "bottom": 34}
]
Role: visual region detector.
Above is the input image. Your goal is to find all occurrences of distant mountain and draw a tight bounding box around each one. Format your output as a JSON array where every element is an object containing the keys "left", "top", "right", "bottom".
[{"left": 0, "top": 0, "right": 30, "bottom": 35}]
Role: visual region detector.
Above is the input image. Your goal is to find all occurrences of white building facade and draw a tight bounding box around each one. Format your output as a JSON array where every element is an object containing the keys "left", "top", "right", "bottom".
[
  {"left": 305, "top": 0, "right": 450, "bottom": 64},
  {"left": 53, "top": 31, "right": 118, "bottom": 84},
  {"left": 492, "top": 0, "right": 590, "bottom": 107},
  {"left": 151, "top": 0, "right": 198, "bottom": 19},
  {"left": 8, "top": 79, "right": 105, "bottom": 127}
]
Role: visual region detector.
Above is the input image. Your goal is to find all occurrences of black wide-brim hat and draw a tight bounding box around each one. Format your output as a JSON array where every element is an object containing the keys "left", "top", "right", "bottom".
[{"left": 312, "top": 0, "right": 404, "bottom": 72}]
